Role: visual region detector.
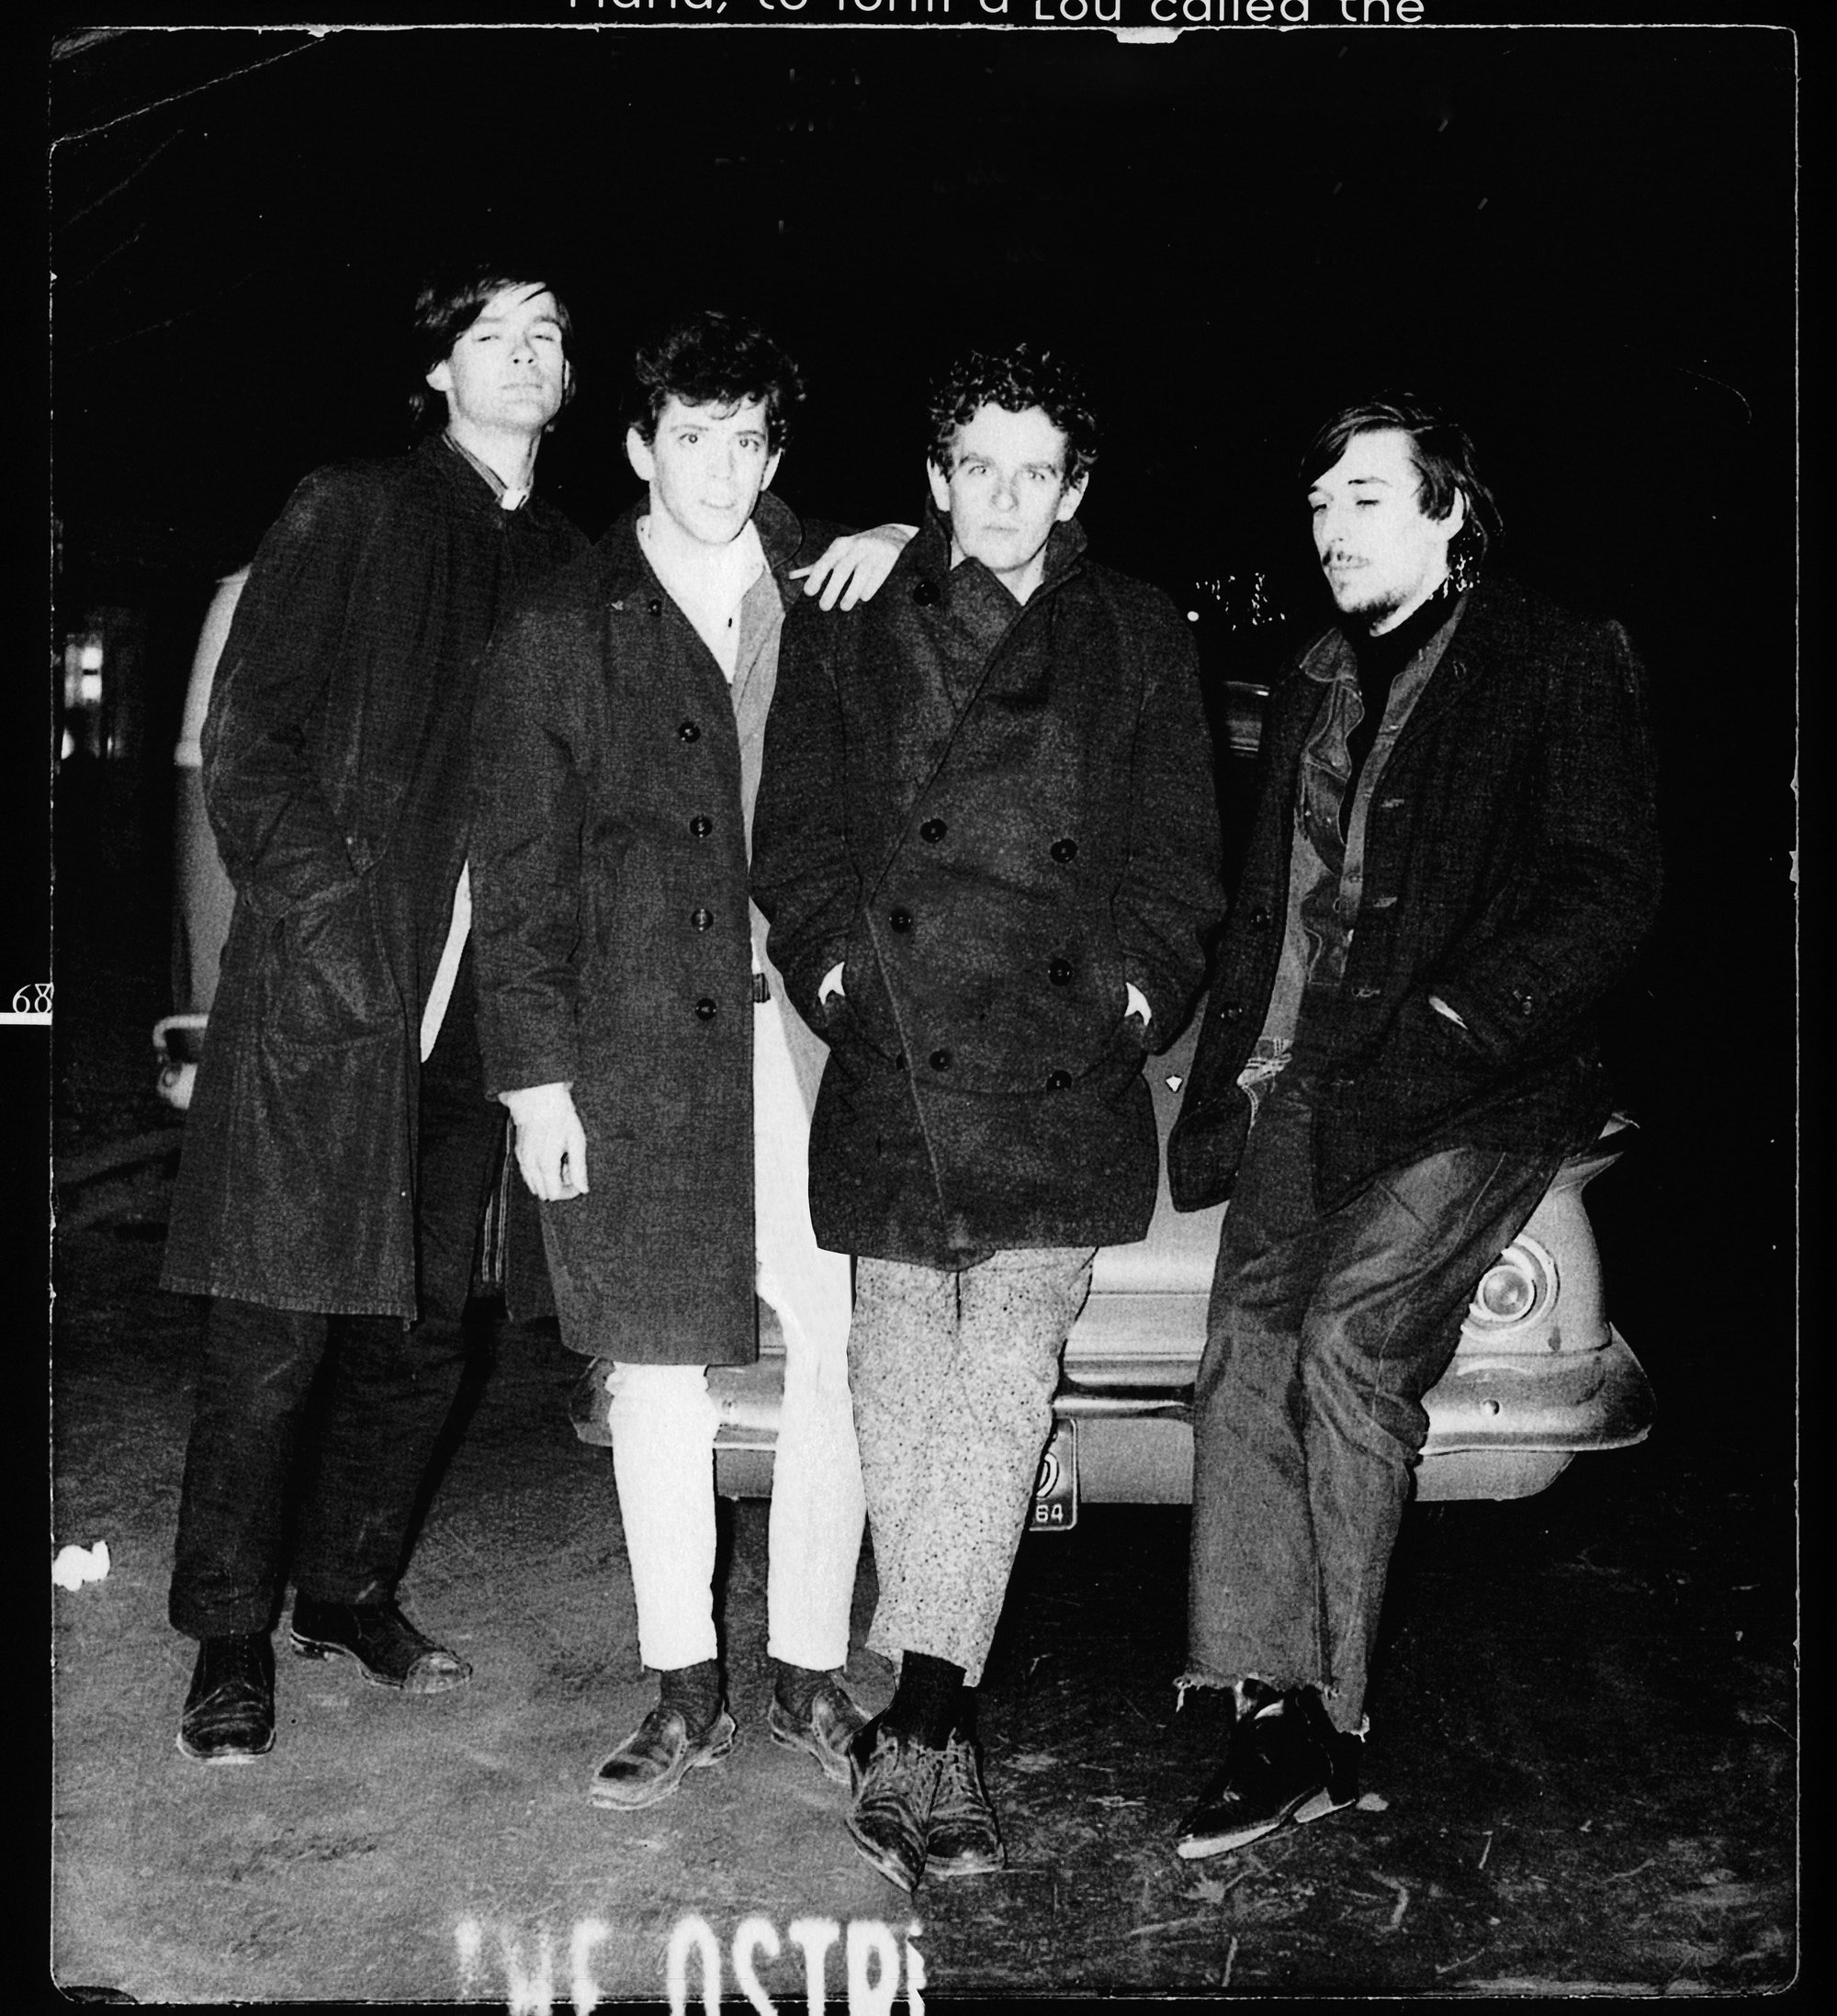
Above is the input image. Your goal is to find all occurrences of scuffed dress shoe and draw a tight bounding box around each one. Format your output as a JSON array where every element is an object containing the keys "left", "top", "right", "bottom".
[
  {"left": 846, "top": 1722, "right": 945, "bottom": 1893},
  {"left": 591, "top": 1703, "right": 738, "bottom": 1810},
  {"left": 1176, "top": 1687, "right": 1358, "bottom": 1860},
  {"left": 176, "top": 1632, "right": 276, "bottom": 1763},
  {"left": 926, "top": 1730, "right": 1005, "bottom": 1877},
  {"left": 289, "top": 1595, "right": 471, "bottom": 1695},
  {"left": 767, "top": 1677, "right": 869, "bottom": 1786}
]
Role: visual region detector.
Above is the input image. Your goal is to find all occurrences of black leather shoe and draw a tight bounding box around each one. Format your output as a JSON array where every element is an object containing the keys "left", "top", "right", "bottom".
[
  {"left": 846, "top": 1722, "right": 945, "bottom": 1893},
  {"left": 1175, "top": 1688, "right": 1358, "bottom": 1861},
  {"left": 927, "top": 1730, "right": 1005, "bottom": 1877},
  {"left": 590, "top": 1703, "right": 738, "bottom": 1810},
  {"left": 768, "top": 1677, "right": 869, "bottom": 1786},
  {"left": 289, "top": 1595, "right": 471, "bottom": 1695},
  {"left": 176, "top": 1633, "right": 276, "bottom": 1763}
]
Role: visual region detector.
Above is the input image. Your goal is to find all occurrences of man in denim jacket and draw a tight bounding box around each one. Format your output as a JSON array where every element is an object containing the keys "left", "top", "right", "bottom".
[{"left": 1166, "top": 395, "right": 1662, "bottom": 1859}]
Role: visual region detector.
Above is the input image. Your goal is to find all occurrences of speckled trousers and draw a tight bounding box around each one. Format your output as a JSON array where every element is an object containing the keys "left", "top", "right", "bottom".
[
  {"left": 598, "top": 995, "right": 866, "bottom": 1675},
  {"left": 849, "top": 1247, "right": 1096, "bottom": 1687}
]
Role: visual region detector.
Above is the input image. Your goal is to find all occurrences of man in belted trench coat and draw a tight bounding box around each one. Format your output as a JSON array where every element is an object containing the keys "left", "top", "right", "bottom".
[
  {"left": 159, "top": 270, "right": 590, "bottom": 1762},
  {"left": 470, "top": 310, "right": 910, "bottom": 1814},
  {"left": 1164, "top": 397, "right": 1662, "bottom": 1861},
  {"left": 751, "top": 344, "right": 1225, "bottom": 1890}
]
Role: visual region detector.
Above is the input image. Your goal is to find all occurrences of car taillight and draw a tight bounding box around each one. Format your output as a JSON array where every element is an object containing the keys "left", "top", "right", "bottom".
[{"left": 1467, "top": 1237, "right": 1555, "bottom": 1329}]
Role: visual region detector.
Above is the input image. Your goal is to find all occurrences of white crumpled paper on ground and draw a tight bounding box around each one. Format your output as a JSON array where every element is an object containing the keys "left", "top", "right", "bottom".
[{"left": 52, "top": 1541, "right": 111, "bottom": 1590}]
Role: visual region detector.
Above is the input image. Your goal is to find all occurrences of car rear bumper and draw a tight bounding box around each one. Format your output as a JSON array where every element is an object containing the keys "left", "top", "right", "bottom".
[{"left": 709, "top": 1325, "right": 1654, "bottom": 1507}]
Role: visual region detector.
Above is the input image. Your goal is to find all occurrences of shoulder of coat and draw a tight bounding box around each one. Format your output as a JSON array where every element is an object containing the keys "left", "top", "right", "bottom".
[{"left": 1450, "top": 575, "right": 1622, "bottom": 681}]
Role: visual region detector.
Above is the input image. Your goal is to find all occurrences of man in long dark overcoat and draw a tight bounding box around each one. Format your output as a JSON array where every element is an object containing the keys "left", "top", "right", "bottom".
[
  {"left": 469, "top": 311, "right": 909, "bottom": 1815},
  {"left": 1164, "top": 396, "right": 1662, "bottom": 1861},
  {"left": 751, "top": 344, "right": 1225, "bottom": 1891},
  {"left": 159, "top": 270, "right": 590, "bottom": 1762}
]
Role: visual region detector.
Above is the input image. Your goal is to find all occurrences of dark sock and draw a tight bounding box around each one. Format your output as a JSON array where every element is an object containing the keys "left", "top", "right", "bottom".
[
  {"left": 952, "top": 1688, "right": 979, "bottom": 1743},
  {"left": 772, "top": 1659, "right": 832, "bottom": 1717},
  {"left": 658, "top": 1659, "right": 722, "bottom": 1731},
  {"left": 884, "top": 1650, "right": 964, "bottom": 1751}
]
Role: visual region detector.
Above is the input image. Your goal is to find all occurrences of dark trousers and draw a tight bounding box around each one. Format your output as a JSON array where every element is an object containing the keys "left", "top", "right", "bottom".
[
  {"left": 168, "top": 966, "right": 503, "bottom": 1639},
  {"left": 1184, "top": 1063, "right": 1557, "bottom": 1731}
]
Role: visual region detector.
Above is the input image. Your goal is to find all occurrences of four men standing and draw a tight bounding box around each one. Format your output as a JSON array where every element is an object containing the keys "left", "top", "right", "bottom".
[{"left": 160, "top": 285, "right": 1661, "bottom": 1895}]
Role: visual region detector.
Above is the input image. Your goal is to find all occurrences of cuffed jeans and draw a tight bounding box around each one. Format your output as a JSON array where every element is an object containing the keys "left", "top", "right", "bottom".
[
  {"left": 1185, "top": 1064, "right": 1557, "bottom": 1731},
  {"left": 168, "top": 966, "right": 502, "bottom": 1640},
  {"left": 598, "top": 993, "right": 866, "bottom": 1675},
  {"left": 850, "top": 1246, "right": 1095, "bottom": 1688}
]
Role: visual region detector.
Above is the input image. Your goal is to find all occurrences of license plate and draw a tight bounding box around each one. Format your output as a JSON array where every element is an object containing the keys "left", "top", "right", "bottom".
[{"left": 1029, "top": 1419, "right": 1078, "bottom": 1533}]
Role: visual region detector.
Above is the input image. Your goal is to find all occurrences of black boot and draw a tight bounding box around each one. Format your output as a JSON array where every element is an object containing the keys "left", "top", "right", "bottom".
[
  {"left": 1175, "top": 1684, "right": 1358, "bottom": 1860},
  {"left": 176, "top": 1633, "right": 276, "bottom": 1763},
  {"left": 290, "top": 1594, "right": 471, "bottom": 1694}
]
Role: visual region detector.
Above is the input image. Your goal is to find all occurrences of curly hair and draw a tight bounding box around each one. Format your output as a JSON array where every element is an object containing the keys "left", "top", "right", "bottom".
[
  {"left": 626, "top": 310, "right": 805, "bottom": 456},
  {"left": 927, "top": 344, "right": 1099, "bottom": 487},
  {"left": 408, "top": 268, "right": 576, "bottom": 434},
  {"left": 1300, "top": 393, "right": 1504, "bottom": 577}
]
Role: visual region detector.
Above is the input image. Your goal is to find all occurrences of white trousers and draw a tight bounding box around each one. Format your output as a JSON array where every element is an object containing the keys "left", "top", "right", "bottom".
[{"left": 603, "top": 995, "right": 866, "bottom": 1674}]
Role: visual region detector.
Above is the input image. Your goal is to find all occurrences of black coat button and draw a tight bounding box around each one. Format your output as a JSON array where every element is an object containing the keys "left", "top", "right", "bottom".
[
  {"left": 693, "top": 997, "right": 718, "bottom": 1020},
  {"left": 1220, "top": 1002, "right": 1244, "bottom": 1021},
  {"left": 929, "top": 1048, "right": 952, "bottom": 1070},
  {"left": 1048, "top": 958, "right": 1073, "bottom": 985},
  {"left": 913, "top": 580, "right": 940, "bottom": 606},
  {"left": 889, "top": 908, "right": 913, "bottom": 933},
  {"left": 678, "top": 719, "right": 701, "bottom": 743},
  {"left": 689, "top": 815, "right": 713, "bottom": 838},
  {"left": 919, "top": 819, "right": 947, "bottom": 844},
  {"left": 690, "top": 907, "right": 715, "bottom": 931},
  {"left": 1050, "top": 838, "right": 1078, "bottom": 864},
  {"left": 648, "top": 598, "right": 663, "bottom": 617},
  {"left": 1246, "top": 906, "right": 1271, "bottom": 929},
  {"left": 1045, "top": 1069, "right": 1074, "bottom": 1092}
]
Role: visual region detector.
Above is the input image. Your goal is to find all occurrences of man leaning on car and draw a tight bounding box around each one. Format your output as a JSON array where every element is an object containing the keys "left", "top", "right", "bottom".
[
  {"left": 1165, "top": 395, "right": 1662, "bottom": 1860},
  {"left": 751, "top": 343, "right": 1225, "bottom": 1892}
]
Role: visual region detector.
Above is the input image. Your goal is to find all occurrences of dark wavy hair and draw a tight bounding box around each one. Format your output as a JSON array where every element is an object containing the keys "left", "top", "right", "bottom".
[
  {"left": 408, "top": 268, "right": 576, "bottom": 434},
  {"left": 1300, "top": 394, "right": 1503, "bottom": 577},
  {"left": 927, "top": 344, "right": 1099, "bottom": 487},
  {"left": 626, "top": 310, "right": 805, "bottom": 455}
]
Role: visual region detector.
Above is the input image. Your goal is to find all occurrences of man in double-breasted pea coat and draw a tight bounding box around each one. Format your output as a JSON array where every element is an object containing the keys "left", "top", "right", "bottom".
[
  {"left": 469, "top": 311, "right": 909, "bottom": 1814},
  {"left": 1164, "top": 397, "right": 1662, "bottom": 1862},
  {"left": 160, "top": 270, "right": 590, "bottom": 1763},
  {"left": 751, "top": 344, "right": 1225, "bottom": 1891}
]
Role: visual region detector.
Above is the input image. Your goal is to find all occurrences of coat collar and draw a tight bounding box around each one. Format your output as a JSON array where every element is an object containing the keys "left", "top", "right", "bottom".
[
  {"left": 1291, "top": 578, "right": 1534, "bottom": 744},
  {"left": 415, "top": 428, "right": 515, "bottom": 514},
  {"left": 902, "top": 501, "right": 1088, "bottom": 614}
]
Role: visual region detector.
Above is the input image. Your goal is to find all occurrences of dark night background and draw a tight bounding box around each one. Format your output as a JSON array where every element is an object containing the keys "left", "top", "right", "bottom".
[{"left": 40, "top": 19, "right": 1796, "bottom": 1454}]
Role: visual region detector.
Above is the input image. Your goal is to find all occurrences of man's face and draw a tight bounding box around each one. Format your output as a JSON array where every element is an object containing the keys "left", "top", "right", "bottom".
[
  {"left": 424, "top": 283, "right": 569, "bottom": 442},
  {"left": 1307, "top": 427, "right": 1464, "bottom": 634},
  {"left": 625, "top": 397, "right": 782, "bottom": 548},
  {"left": 927, "top": 403, "right": 1086, "bottom": 597}
]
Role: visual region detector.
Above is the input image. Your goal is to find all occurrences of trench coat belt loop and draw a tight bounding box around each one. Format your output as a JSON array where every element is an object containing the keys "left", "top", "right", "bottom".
[{"left": 751, "top": 973, "right": 771, "bottom": 1003}]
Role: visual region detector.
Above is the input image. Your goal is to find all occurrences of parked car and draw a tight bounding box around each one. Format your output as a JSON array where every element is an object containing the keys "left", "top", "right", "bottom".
[
  {"left": 710, "top": 1003, "right": 1654, "bottom": 1519},
  {"left": 156, "top": 587, "right": 1654, "bottom": 1512}
]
